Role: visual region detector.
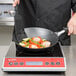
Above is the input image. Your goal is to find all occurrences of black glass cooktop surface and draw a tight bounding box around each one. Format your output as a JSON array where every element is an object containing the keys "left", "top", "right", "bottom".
[{"left": 5, "top": 42, "right": 63, "bottom": 57}]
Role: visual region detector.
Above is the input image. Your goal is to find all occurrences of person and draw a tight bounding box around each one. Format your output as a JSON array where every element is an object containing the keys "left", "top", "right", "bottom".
[{"left": 12, "top": 0, "right": 76, "bottom": 45}]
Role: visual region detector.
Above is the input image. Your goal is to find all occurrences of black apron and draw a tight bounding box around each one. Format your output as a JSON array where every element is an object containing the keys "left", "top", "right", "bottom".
[{"left": 13, "top": 0, "right": 76, "bottom": 45}]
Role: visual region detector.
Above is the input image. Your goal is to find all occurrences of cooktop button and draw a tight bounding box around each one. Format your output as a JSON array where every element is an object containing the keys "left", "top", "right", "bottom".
[
  {"left": 20, "top": 62, "right": 24, "bottom": 65},
  {"left": 56, "top": 62, "right": 60, "bottom": 65},
  {"left": 51, "top": 62, "right": 55, "bottom": 65},
  {"left": 14, "top": 62, "right": 18, "bottom": 65},
  {"left": 9, "top": 62, "right": 13, "bottom": 65},
  {"left": 45, "top": 62, "right": 49, "bottom": 65}
]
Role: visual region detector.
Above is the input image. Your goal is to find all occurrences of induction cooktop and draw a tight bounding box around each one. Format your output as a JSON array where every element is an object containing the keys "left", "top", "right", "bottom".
[{"left": 2, "top": 42, "right": 66, "bottom": 72}]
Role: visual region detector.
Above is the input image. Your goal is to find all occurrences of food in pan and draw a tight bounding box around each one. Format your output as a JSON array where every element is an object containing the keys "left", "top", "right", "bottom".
[{"left": 19, "top": 36, "right": 51, "bottom": 49}]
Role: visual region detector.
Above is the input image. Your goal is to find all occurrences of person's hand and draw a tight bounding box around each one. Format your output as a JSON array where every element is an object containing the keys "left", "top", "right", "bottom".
[
  {"left": 13, "top": 0, "right": 20, "bottom": 7},
  {"left": 67, "top": 13, "right": 76, "bottom": 35}
]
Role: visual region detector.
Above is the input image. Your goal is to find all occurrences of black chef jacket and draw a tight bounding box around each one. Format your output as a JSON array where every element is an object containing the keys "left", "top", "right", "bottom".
[{"left": 12, "top": 0, "right": 76, "bottom": 45}]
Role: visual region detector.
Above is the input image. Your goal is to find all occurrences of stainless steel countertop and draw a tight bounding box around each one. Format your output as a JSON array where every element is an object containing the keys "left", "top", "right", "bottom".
[{"left": 0, "top": 40, "right": 76, "bottom": 76}]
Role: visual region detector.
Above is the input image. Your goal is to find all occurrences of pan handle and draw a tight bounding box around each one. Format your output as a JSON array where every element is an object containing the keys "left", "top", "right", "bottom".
[{"left": 56, "top": 27, "right": 68, "bottom": 37}]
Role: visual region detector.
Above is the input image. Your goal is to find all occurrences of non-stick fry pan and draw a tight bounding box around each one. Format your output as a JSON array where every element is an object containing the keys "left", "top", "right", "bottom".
[{"left": 15, "top": 27, "right": 68, "bottom": 53}]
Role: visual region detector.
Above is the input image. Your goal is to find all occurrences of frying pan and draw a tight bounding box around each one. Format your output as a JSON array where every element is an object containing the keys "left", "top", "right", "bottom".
[{"left": 15, "top": 27, "right": 68, "bottom": 53}]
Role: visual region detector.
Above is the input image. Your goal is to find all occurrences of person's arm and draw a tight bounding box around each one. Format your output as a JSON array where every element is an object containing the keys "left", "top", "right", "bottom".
[
  {"left": 67, "top": 0, "right": 76, "bottom": 35},
  {"left": 13, "top": 0, "right": 20, "bottom": 7},
  {"left": 68, "top": 13, "right": 76, "bottom": 35}
]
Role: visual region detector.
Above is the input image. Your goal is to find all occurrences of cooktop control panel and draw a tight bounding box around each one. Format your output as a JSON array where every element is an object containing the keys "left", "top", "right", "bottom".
[{"left": 4, "top": 58, "right": 65, "bottom": 67}]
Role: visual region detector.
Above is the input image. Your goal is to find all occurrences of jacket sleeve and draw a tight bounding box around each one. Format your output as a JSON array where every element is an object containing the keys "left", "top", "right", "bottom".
[{"left": 71, "top": 0, "right": 76, "bottom": 12}]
